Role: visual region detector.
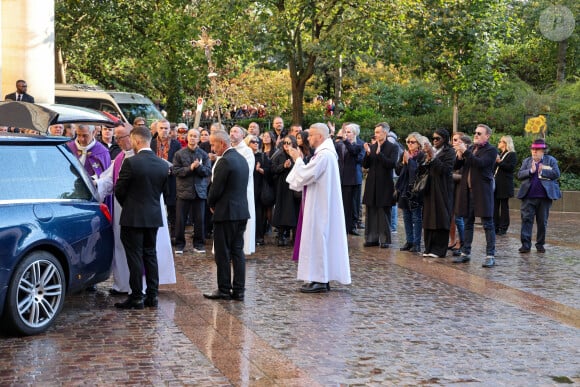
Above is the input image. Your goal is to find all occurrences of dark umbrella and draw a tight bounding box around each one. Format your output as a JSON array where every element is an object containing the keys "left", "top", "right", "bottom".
[{"left": 0, "top": 101, "right": 59, "bottom": 133}]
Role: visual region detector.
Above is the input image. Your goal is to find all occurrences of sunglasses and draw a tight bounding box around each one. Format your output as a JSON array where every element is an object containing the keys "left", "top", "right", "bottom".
[
  {"left": 474, "top": 131, "right": 485, "bottom": 136},
  {"left": 406, "top": 140, "right": 417, "bottom": 144},
  {"left": 432, "top": 136, "right": 442, "bottom": 141},
  {"left": 249, "top": 140, "right": 258, "bottom": 144},
  {"left": 283, "top": 141, "right": 292, "bottom": 145}
]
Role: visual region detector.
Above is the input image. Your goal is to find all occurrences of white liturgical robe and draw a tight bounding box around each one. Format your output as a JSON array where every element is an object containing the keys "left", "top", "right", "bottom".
[
  {"left": 234, "top": 140, "right": 256, "bottom": 255},
  {"left": 286, "top": 138, "right": 351, "bottom": 284}
]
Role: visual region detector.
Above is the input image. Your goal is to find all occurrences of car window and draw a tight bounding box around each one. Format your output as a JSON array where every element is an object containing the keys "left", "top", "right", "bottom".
[
  {"left": 117, "top": 103, "right": 164, "bottom": 126},
  {"left": 0, "top": 145, "right": 92, "bottom": 201}
]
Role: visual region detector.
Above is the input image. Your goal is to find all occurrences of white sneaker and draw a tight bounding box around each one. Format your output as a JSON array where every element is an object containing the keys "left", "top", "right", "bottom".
[
  {"left": 175, "top": 250, "right": 183, "bottom": 255},
  {"left": 193, "top": 247, "right": 206, "bottom": 253}
]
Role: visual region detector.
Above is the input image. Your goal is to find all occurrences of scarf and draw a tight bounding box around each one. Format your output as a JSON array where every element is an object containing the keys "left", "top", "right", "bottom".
[{"left": 76, "top": 138, "right": 96, "bottom": 166}]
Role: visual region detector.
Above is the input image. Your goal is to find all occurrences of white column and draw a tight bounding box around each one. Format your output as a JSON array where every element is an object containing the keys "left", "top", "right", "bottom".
[{"left": 1, "top": 0, "right": 55, "bottom": 103}]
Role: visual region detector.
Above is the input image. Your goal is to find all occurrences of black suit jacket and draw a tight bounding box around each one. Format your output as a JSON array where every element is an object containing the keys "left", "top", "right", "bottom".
[
  {"left": 5, "top": 92, "right": 35, "bottom": 103},
  {"left": 115, "top": 149, "right": 169, "bottom": 228},
  {"left": 208, "top": 148, "right": 250, "bottom": 222}
]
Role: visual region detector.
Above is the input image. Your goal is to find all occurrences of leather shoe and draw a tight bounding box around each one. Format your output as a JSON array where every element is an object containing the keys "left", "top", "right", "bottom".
[
  {"left": 518, "top": 246, "right": 531, "bottom": 253},
  {"left": 452, "top": 253, "right": 471, "bottom": 263},
  {"left": 300, "top": 282, "right": 330, "bottom": 293},
  {"left": 536, "top": 246, "right": 546, "bottom": 253},
  {"left": 409, "top": 246, "right": 420, "bottom": 253},
  {"left": 348, "top": 229, "right": 360, "bottom": 236},
  {"left": 400, "top": 242, "right": 413, "bottom": 251},
  {"left": 144, "top": 297, "right": 158, "bottom": 308},
  {"left": 482, "top": 256, "right": 496, "bottom": 268},
  {"left": 380, "top": 243, "right": 389, "bottom": 248},
  {"left": 203, "top": 290, "right": 231, "bottom": 300},
  {"left": 115, "top": 298, "right": 144, "bottom": 310},
  {"left": 363, "top": 241, "right": 379, "bottom": 247},
  {"left": 231, "top": 292, "right": 244, "bottom": 301},
  {"left": 109, "top": 288, "right": 129, "bottom": 296}
]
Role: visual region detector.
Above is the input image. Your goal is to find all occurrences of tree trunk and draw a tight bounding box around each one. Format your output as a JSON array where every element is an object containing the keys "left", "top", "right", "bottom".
[
  {"left": 55, "top": 46, "right": 67, "bottom": 84},
  {"left": 291, "top": 77, "right": 305, "bottom": 125},
  {"left": 452, "top": 92, "right": 459, "bottom": 133},
  {"left": 334, "top": 54, "right": 343, "bottom": 118},
  {"left": 557, "top": 39, "right": 568, "bottom": 83}
]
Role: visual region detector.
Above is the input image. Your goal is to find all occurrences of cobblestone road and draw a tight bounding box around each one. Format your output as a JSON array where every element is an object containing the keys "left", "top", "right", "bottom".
[{"left": 0, "top": 211, "right": 578, "bottom": 386}]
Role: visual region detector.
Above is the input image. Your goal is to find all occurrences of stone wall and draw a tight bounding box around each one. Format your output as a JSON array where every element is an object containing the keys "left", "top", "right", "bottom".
[{"left": 509, "top": 191, "right": 580, "bottom": 213}]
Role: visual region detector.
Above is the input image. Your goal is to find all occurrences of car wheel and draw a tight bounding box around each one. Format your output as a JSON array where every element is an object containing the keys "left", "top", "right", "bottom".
[{"left": 3, "top": 251, "right": 66, "bottom": 335}]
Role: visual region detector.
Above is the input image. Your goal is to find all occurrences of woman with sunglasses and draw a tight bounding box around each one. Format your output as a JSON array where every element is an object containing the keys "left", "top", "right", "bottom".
[
  {"left": 395, "top": 132, "right": 428, "bottom": 253},
  {"left": 271, "top": 135, "right": 300, "bottom": 246},
  {"left": 248, "top": 135, "right": 271, "bottom": 245},
  {"left": 420, "top": 129, "right": 456, "bottom": 258},
  {"left": 494, "top": 135, "right": 517, "bottom": 235}
]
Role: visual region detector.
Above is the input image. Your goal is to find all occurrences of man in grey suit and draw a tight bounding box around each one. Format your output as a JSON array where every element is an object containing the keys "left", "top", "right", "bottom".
[
  {"left": 4, "top": 80, "right": 35, "bottom": 102},
  {"left": 204, "top": 130, "right": 250, "bottom": 301},
  {"left": 517, "top": 138, "right": 562, "bottom": 254},
  {"left": 114, "top": 126, "right": 169, "bottom": 309}
]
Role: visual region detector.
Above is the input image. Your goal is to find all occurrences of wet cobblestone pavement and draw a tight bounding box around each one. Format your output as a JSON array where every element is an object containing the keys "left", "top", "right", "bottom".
[{"left": 0, "top": 210, "right": 578, "bottom": 386}]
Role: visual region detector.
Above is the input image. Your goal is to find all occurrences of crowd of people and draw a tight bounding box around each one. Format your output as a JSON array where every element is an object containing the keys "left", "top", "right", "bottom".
[{"left": 12, "top": 100, "right": 560, "bottom": 301}]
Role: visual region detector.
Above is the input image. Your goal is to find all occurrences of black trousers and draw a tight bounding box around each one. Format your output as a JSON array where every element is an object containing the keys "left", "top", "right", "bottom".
[
  {"left": 175, "top": 197, "right": 206, "bottom": 250},
  {"left": 120, "top": 226, "right": 159, "bottom": 300},
  {"left": 494, "top": 197, "right": 510, "bottom": 232},
  {"left": 342, "top": 185, "right": 357, "bottom": 232},
  {"left": 213, "top": 220, "right": 247, "bottom": 294}
]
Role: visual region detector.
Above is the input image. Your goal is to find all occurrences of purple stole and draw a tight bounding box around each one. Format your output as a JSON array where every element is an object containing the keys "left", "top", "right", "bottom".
[{"left": 113, "top": 152, "right": 126, "bottom": 185}]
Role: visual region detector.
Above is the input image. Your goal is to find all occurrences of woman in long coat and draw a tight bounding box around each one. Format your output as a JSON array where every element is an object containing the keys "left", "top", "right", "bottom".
[
  {"left": 494, "top": 135, "right": 517, "bottom": 235},
  {"left": 420, "top": 129, "right": 456, "bottom": 258},
  {"left": 271, "top": 135, "right": 300, "bottom": 246},
  {"left": 395, "top": 132, "right": 427, "bottom": 253}
]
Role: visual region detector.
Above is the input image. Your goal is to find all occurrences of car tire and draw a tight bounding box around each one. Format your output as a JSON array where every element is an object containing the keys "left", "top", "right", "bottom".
[{"left": 3, "top": 251, "right": 66, "bottom": 336}]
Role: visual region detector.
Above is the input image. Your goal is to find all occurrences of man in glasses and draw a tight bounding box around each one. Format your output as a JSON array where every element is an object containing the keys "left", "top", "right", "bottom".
[
  {"left": 453, "top": 124, "right": 498, "bottom": 268},
  {"left": 5, "top": 79, "right": 34, "bottom": 102},
  {"left": 516, "top": 139, "right": 561, "bottom": 253},
  {"left": 286, "top": 123, "right": 351, "bottom": 293}
]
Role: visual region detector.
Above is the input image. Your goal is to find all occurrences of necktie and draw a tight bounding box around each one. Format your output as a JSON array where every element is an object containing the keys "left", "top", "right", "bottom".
[{"left": 18, "top": 95, "right": 22, "bottom": 101}]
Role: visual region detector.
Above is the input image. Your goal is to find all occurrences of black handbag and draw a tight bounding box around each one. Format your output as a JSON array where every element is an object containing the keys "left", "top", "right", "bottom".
[{"left": 411, "top": 172, "right": 430, "bottom": 195}]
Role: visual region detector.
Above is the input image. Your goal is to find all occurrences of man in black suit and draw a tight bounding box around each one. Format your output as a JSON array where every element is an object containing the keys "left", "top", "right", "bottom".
[
  {"left": 151, "top": 119, "right": 182, "bottom": 239},
  {"left": 204, "top": 130, "right": 250, "bottom": 301},
  {"left": 4, "top": 80, "right": 35, "bottom": 102},
  {"left": 114, "top": 126, "right": 169, "bottom": 309}
]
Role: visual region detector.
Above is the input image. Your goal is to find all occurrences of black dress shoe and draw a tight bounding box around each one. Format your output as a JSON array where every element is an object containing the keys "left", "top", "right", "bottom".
[
  {"left": 409, "top": 246, "right": 421, "bottom": 253},
  {"left": 300, "top": 282, "right": 329, "bottom": 293},
  {"left": 518, "top": 246, "right": 531, "bottom": 253},
  {"left": 380, "top": 243, "right": 389, "bottom": 248},
  {"left": 452, "top": 254, "right": 471, "bottom": 263},
  {"left": 231, "top": 292, "right": 244, "bottom": 301},
  {"left": 536, "top": 246, "right": 546, "bottom": 253},
  {"left": 363, "top": 241, "right": 379, "bottom": 247},
  {"left": 256, "top": 238, "right": 265, "bottom": 246},
  {"left": 400, "top": 242, "right": 413, "bottom": 251},
  {"left": 144, "top": 297, "right": 158, "bottom": 308},
  {"left": 348, "top": 229, "right": 360, "bottom": 236},
  {"left": 203, "top": 290, "right": 231, "bottom": 300},
  {"left": 109, "top": 288, "right": 129, "bottom": 296},
  {"left": 115, "top": 298, "right": 144, "bottom": 310}
]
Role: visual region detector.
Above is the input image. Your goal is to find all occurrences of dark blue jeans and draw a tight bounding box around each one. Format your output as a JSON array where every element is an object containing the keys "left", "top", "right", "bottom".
[
  {"left": 462, "top": 191, "right": 496, "bottom": 256},
  {"left": 402, "top": 206, "right": 422, "bottom": 247},
  {"left": 455, "top": 216, "right": 465, "bottom": 244},
  {"left": 520, "top": 198, "right": 552, "bottom": 249}
]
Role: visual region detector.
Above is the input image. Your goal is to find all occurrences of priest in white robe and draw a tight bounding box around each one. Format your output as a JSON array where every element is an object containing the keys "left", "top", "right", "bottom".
[
  {"left": 230, "top": 126, "right": 256, "bottom": 255},
  {"left": 286, "top": 123, "right": 351, "bottom": 293},
  {"left": 95, "top": 123, "right": 176, "bottom": 295}
]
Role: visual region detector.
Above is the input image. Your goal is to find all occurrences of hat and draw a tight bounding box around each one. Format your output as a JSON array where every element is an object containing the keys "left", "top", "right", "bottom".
[
  {"left": 530, "top": 139, "right": 547, "bottom": 149},
  {"left": 177, "top": 123, "right": 188, "bottom": 134}
]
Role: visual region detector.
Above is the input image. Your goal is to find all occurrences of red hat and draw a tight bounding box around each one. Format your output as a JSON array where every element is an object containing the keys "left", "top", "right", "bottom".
[{"left": 530, "top": 139, "right": 547, "bottom": 149}]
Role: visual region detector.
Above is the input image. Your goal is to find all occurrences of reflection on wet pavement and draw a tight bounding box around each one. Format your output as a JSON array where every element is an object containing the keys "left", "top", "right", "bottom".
[{"left": 0, "top": 211, "right": 578, "bottom": 385}]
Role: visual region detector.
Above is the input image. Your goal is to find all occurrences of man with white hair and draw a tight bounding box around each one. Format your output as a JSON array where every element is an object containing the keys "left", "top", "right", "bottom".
[{"left": 286, "top": 123, "right": 351, "bottom": 293}]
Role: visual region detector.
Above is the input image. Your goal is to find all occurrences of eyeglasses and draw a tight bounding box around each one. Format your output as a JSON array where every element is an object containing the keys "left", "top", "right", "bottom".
[
  {"left": 116, "top": 134, "right": 130, "bottom": 140},
  {"left": 406, "top": 140, "right": 417, "bottom": 144},
  {"left": 474, "top": 131, "right": 485, "bottom": 136},
  {"left": 432, "top": 136, "right": 442, "bottom": 141},
  {"left": 283, "top": 141, "right": 292, "bottom": 145}
]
